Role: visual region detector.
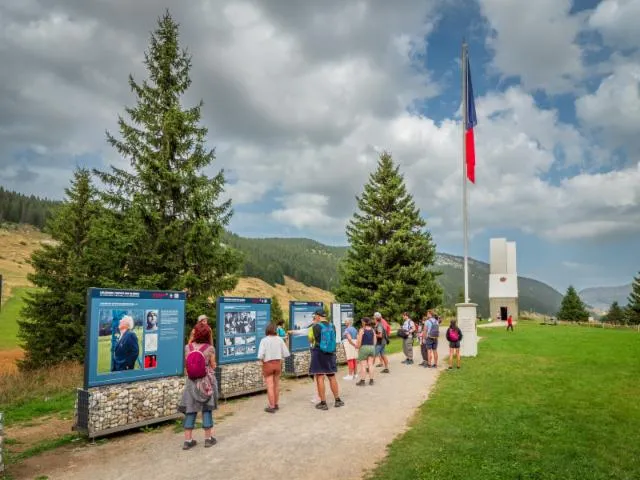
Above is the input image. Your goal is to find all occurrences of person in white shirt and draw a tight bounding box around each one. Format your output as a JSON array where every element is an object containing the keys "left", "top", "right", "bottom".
[{"left": 258, "top": 323, "right": 291, "bottom": 413}]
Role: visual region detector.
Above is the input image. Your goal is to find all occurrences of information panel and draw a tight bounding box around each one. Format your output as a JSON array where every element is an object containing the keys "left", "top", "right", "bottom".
[
  {"left": 216, "top": 297, "right": 271, "bottom": 365},
  {"left": 85, "top": 288, "right": 186, "bottom": 389},
  {"left": 289, "top": 301, "right": 323, "bottom": 352},
  {"left": 331, "top": 303, "right": 354, "bottom": 338}
]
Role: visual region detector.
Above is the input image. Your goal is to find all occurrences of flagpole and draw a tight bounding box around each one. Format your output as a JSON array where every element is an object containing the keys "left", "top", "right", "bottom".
[{"left": 462, "top": 41, "right": 470, "bottom": 304}]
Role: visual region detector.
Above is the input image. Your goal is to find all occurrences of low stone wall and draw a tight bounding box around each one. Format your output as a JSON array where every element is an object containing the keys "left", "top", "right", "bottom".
[
  {"left": 75, "top": 377, "right": 184, "bottom": 437},
  {"left": 216, "top": 361, "right": 266, "bottom": 399},
  {"left": 0, "top": 412, "right": 4, "bottom": 474}
]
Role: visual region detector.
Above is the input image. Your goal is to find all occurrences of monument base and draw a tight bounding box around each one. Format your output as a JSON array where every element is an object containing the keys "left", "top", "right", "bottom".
[{"left": 455, "top": 303, "right": 478, "bottom": 357}]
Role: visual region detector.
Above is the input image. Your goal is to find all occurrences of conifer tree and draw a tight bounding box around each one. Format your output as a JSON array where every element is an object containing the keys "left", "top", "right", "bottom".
[
  {"left": 625, "top": 272, "right": 640, "bottom": 325},
  {"left": 557, "top": 285, "right": 589, "bottom": 322},
  {"left": 95, "top": 11, "right": 242, "bottom": 328},
  {"left": 18, "top": 169, "right": 120, "bottom": 369},
  {"left": 270, "top": 296, "right": 284, "bottom": 325},
  {"left": 335, "top": 152, "right": 442, "bottom": 321},
  {"left": 604, "top": 301, "right": 625, "bottom": 324}
]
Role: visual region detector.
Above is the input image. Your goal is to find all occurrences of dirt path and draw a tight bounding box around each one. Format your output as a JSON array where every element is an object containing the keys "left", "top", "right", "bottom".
[{"left": 21, "top": 344, "right": 451, "bottom": 480}]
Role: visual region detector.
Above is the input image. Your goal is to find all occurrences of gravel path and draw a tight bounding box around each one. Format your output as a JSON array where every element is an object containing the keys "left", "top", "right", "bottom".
[{"left": 42, "top": 344, "right": 450, "bottom": 480}]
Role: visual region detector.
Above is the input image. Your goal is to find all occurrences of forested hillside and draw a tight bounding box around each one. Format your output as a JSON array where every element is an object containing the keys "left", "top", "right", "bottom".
[
  {"left": 0, "top": 187, "right": 59, "bottom": 229},
  {"left": 223, "top": 233, "right": 345, "bottom": 290}
]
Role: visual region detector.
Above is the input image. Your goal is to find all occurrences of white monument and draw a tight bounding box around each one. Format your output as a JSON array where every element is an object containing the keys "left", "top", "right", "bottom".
[{"left": 489, "top": 238, "right": 519, "bottom": 321}]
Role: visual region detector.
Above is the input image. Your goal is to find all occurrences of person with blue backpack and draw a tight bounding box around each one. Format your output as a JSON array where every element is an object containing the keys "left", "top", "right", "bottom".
[
  {"left": 308, "top": 309, "right": 344, "bottom": 411},
  {"left": 425, "top": 310, "right": 440, "bottom": 368}
]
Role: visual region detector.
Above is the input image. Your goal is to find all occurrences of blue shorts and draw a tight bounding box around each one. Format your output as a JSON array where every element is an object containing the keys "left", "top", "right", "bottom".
[
  {"left": 183, "top": 410, "right": 214, "bottom": 429},
  {"left": 426, "top": 338, "right": 438, "bottom": 350},
  {"left": 375, "top": 344, "right": 386, "bottom": 356}
]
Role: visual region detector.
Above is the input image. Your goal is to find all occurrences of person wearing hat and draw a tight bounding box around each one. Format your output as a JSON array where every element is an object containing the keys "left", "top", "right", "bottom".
[{"left": 309, "top": 309, "right": 344, "bottom": 411}]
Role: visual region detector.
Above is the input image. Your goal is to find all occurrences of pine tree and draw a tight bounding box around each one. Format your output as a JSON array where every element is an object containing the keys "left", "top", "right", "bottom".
[
  {"left": 18, "top": 169, "right": 120, "bottom": 369},
  {"left": 270, "top": 296, "right": 284, "bottom": 325},
  {"left": 625, "top": 272, "right": 640, "bottom": 325},
  {"left": 335, "top": 152, "right": 442, "bottom": 322},
  {"left": 605, "top": 301, "right": 625, "bottom": 324},
  {"left": 95, "top": 11, "right": 242, "bottom": 329},
  {"left": 557, "top": 285, "right": 589, "bottom": 322}
]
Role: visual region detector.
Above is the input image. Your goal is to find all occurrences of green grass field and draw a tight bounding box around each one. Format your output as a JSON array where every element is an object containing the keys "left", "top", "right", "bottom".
[
  {"left": 0, "top": 287, "right": 30, "bottom": 350},
  {"left": 370, "top": 322, "right": 640, "bottom": 480}
]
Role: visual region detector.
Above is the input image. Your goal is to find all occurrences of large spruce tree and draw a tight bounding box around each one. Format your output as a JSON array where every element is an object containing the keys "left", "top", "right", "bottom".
[
  {"left": 557, "top": 285, "right": 589, "bottom": 322},
  {"left": 335, "top": 152, "right": 442, "bottom": 321},
  {"left": 605, "top": 301, "right": 625, "bottom": 324},
  {"left": 625, "top": 272, "right": 640, "bottom": 325},
  {"left": 95, "top": 11, "right": 242, "bottom": 327},
  {"left": 18, "top": 170, "right": 121, "bottom": 368}
]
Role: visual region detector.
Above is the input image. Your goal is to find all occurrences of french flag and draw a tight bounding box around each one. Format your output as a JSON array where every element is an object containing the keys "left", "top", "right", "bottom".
[{"left": 465, "top": 57, "right": 477, "bottom": 184}]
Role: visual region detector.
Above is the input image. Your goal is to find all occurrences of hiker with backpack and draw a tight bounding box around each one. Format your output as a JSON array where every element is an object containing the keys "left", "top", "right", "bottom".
[
  {"left": 446, "top": 319, "right": 463, "bottom": 369},
  {"left": 356, "top": 317, "right": 378, "bottom": 386},
  {"left": 425, "top": 310, "right": 440, "bottom": 368},
  {"left": 309, "top": 309, "right": 344, "bottom": 410},
  {"left": 399, "top": 312, "right": 416, "bottom": 365},
  {"left": 258, "top": 322, "right": 291, "bottom": 413},
  {"left": 373, "top": 313, "right": 390, "bottom": 374},
  {"left": 179, "top": 320, "right": 218, "bottom": 450}
]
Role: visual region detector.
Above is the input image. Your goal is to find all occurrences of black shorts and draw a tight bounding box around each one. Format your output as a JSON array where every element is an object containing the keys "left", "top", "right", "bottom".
[
  {"left": 309, "top": 348, "right": 337, "bottom": 375},
  {"left": 449, "top": 341, "right": 461, "bottom": 349}
]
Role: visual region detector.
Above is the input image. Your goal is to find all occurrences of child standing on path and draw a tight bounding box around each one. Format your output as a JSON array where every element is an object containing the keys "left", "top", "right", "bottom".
[{"left": 446, "top": 319, "right": 463, "bottom": 370}]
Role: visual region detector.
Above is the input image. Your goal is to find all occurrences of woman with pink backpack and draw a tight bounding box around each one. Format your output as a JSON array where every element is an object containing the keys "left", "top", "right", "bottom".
[
  {"left": 446, "top": 319, "right": 463, "bottom": 370},
  {"left": 178, "top": 320, "right": 218, "bottom": 450}
]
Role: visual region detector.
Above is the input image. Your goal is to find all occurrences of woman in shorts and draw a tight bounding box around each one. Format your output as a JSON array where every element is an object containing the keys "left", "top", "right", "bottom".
[
  {"left": 258, "top": 323, "right": 291, "bottom": 413},
  {"left": 342, "top": 318, "right": 358, "bottom": 380},
  {"left": 446, "top": 319, "right": 463, "bottom": 370},
  {"left": 355, "top": 317, "right": 377, "bottom": 386}
]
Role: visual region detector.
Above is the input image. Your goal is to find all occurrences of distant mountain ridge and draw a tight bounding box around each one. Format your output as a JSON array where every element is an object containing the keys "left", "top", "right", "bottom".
[
  {"left": 579, "top": 284, "right": 632, "bottom": 311},
  {"left": 223, "top": 234, "right": 563, "bottom": 317}
]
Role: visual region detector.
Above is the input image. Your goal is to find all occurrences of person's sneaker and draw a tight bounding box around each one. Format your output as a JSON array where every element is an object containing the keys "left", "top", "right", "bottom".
[
  {"left": 315, "top": 401, "right": 329, "bottom": 411},
  {"left": 334, "top": 398, "right": 345, "bottom": 408},
  {"left": 381, "top": 368, "right": 390, "bottom": 373},
  {"left": 420, "top": 361, "right": 427, "bottom": 366},
  {"left": 274, "top": 404, "right": 280, "bottom": 410},
  {"left": 457, "top": 366, "right": 461, "bottom": 369},
  {"left": 401, "top": 359, "right": 408, "bottom": 364},
  {"left": 182, "top": 439, "right": 197, "bottom": 450},
  {"left": 376, "top": 364, "right": 383, "bottom": 367},
  {"left": 265, "top": 406, "right": 276, "bottom": 413},
  {"left": 407, "top": 360, "right": 414, "bottom": 365},
  {"left": 369, "top": 379, "right": 374, "bottom": 386},
  {"left": 204, "top": 437, "right": 217, "bottom": 448},
  {"left": 448, "top": 366, "right": 453, "bottom": 370},
  {"left": 356, "top": 379, "right": 366, "bottom": 386},
  {"left": 343, "top": 375, "right": 353, "bottom": 380}
]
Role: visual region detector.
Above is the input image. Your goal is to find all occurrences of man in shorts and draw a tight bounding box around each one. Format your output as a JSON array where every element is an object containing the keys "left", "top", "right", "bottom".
[
  {"left": 309, "top": 309, "right": 344, "bottom": 410},
  {"left": 374, "top": 313, "right": 390, "bottom": 373},
  {"left": 425, "top": 310, "right": 440, "bottom": 368}
]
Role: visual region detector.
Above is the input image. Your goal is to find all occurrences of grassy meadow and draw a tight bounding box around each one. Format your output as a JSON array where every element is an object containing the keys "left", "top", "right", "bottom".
[
  {"left": 370, "top": 322, "right": 640, "bottom": 480},
  {"left": 0, "top": 287, "right": 29, "bottom": 350}
]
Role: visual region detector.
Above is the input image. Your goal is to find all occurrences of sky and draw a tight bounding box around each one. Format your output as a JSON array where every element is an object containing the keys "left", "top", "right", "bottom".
[{"left": 1, "top": 0, "right": 639, "bottom": 293}]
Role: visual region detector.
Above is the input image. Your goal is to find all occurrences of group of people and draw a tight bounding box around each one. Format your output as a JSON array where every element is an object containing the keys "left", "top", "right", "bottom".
[
  {"left": 177, "top": 309, "right": 465, "bottom": 450},
  {"left": 398, "top": 310, "right": 464, "bottom": 370}
]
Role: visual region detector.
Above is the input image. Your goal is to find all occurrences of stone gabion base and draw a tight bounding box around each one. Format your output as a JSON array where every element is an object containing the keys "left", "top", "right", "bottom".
[
  {"left": 75, "top": 377, "right": 185, "bottom": 437},
  {"left": 0, "top": 412, "right": 4, "bottom": 474},
  {"left": 216, "top": 361, "right": 266, "bottom": 399}
]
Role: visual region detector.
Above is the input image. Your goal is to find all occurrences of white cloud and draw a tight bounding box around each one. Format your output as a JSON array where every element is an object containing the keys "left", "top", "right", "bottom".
[
  {"left": 588, "top": 0, "right": 640, "bottom": 49},
  {"left": 0, "top": 0, "right": 638, "bottom": 251},
  {"left": 478, "top": 0, "right": 585, "bottom": 93},
  {"left": 576, "top": 61, "right": 640, "bottom": 154}
]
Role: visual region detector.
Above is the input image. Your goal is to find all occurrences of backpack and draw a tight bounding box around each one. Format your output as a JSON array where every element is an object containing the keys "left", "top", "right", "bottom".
[
  {"left": 318, "top": 322, "right": 336, "bottom": 354},
  {"left": 427, "top": 319, "right": 440, "bottom": 338},
  {"left": 449, "top": 328, "right": 460, "bottom": 342},
  {"left": 381, "top": 318, "right": 391, "bottom": 337},
  {"left": 186, "top": 343, "right": 209, "bottom": 380}
]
